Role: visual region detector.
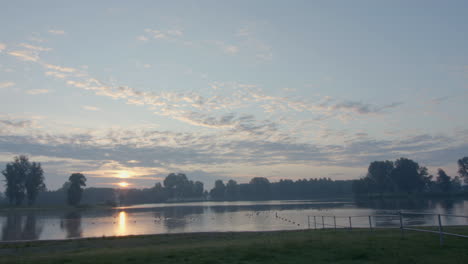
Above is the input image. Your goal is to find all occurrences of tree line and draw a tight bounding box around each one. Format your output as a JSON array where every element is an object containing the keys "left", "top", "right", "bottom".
[
  {"left": 353, "top": 157, "right": 468, "bottom": 196},
  {"left": 2, "top": 155, "right": 468, "bottom": 207},
  {"left": 208, "top": 177, "right": 352, "bottom": 201}
]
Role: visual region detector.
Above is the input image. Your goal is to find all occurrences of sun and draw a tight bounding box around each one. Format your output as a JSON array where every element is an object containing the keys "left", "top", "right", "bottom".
[{"left": 118, "top": 182, "right": 129, "bottom": 188}]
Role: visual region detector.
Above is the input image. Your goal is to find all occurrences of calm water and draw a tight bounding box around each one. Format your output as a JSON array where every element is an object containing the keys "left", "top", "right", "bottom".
[{"left": 1, "top": 199, "right": 468, "bottom": 241}]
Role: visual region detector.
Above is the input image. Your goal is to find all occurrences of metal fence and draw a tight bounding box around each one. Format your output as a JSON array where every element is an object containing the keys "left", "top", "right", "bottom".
[{"left": 306, "top": 212, "right": 468, "bottom": 246}]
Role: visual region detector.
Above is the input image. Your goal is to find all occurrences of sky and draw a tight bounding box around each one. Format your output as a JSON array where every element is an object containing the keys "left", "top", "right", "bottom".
[{"left": 0, "top": 0, "right": 467, "bottom": 190}]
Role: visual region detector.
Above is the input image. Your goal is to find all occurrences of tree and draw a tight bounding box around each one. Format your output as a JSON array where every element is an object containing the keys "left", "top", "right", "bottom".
[
  {"left": 367, "top": 160, "right": 394, "bottom": 194},
  {"left": 1, "top": 155, "right": 46, "bottom": 206},
  {"left": 436, "top": 168, "right": 451, "bottom": 192},
  {"left": 152, "top": 182, "right": 168, "bottom": 202},
  {"left": 225, "top": 180, "right": 238, "bottom": 200},
  {"left": 210, "top": 180, "right": 225, "bottom": 200},
  {"left": 193, "top": 181, "right": 204, "bottom": 197},
  {"left": 458, "top": 157, "right": 468, "bottom": 184},
  {"left": 25, "top": 162, "right": 45, "bottom": 205},
  {"left": 163, "top": 173, "right": 189, "bottom": 199},
  {"left": 418, "top": 166, "right": 434, "bottom": 192},
  {"left": 67, "top": 173, "right": 87, "bottom": 206},
  {"left": 249, "top": 177, "right": 271, "bottom": 200},
  {"left": 390, "top": 158, "right": 425, "bottom": 193}
]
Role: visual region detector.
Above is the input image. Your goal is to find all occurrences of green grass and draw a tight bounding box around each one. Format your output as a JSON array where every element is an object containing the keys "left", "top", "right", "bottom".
[{"left": 1, "top": 228, "right": 468, "bottom": 264}]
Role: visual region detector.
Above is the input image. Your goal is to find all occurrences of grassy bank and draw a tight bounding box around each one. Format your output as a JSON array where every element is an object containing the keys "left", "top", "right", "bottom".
[{"left": 1, "top": 228, "right": 468, "bottom": 264}]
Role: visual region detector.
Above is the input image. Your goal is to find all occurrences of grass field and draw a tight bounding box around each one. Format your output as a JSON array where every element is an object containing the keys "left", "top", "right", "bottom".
[{"left": 1, "top": 228, "right": 468, "bottom": 264}]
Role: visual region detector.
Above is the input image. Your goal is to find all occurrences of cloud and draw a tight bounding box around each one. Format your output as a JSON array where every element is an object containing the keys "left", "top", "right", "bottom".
[
  {"left": 430, "top": 96, "right": 450, "bottom": 105},
  {"left": 48, "top": 29, "right": 66, "bottom": 35},
  {"left": 82, "top": 105, "right": 101, "bottom": 111},
  {"left": 137, "top": 35, "right": 148, "bottom": 42},
  {"left": 26, "top": 89, "right": 50, "bottom": 95},
  {"left": 224, "top": 45, "right": 239, "bottom": 54},
  {"left": 7, "top": 50, "right": 40, "bottom": 62},
  {"left": 331, "top": 101, "right": 402, "bottom": 115},
  {"left": 0, "top": 82, "right": 15, "bottom": 89},
  {"left": 45, "top": 71, "right": 67, "bottom": 79},
  {"left": 235, "top": 24, "right": 273, "bottom": 61},
  {"left": 142, "top": 28, "right": 184, "bottom": 41},
  {"left": 44, "top": 64, "right": 77, "bottom": 73},
  {"left": 0, "top": 119, "right": 34, "bottom": 128},
  {"left": 19, "top": 43, "right": 52, "bottom": 52},
  {"left": 0, "top": 43, "right": 6, "bottom": 52}
]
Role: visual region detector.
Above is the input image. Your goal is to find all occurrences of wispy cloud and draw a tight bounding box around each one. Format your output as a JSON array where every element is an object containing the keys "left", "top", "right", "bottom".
[
  {"left": 224, "top": 45, "right": 239, "bottom": 54},
  {"left": 19, "top": 43, "right": 52, "bottom": 52},
  {"left": 235, "top": 23, "right": 273, "bottom": 61},
  {"left": 430, "top": 96, "right": 450, "bottom": 105},
  {"left": 82, "top": 105, "right": 101, "bottom": 111},
  {"left": 45, "top": 71, "right": 67, "bottom": 79},
  {"left": 0, "top": 82, "right": 15, "bottom": 89},
  {"left": 7, "top": 50, "right": 40, "bottom": 62},
  {"left": 141, "top": 28, "right": 184, "bottom": 41},
  {"left": 44, "top": 64, "right": 77, "bottom": 73},
  {"left": 48, "top": 29, "right": 66, "bottom": 35},
  {"left": 136, "top": 35, "right": 148, "bottom": 42},
  {"left": 26, "top": 89, "right": 50, "bottom": 95},
  {"left": 0, "top": 43, "right": 6, "bottom": 52}
]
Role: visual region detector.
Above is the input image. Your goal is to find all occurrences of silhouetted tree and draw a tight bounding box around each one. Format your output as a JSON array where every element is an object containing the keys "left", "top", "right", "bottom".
[
  {"left": 367, "top": 160, "right": 394, "bottom": 195},
  {"left": 163, "top": 173, "right": 189, "bottom": 199},
  {"left": 25, "top": 162, "right": 45, "bottom": 205},
  {"left": 419, "top": 166, "right": 434, "bottom": 192},
  {"left": 391, "top": 158, "right": 425, "bottom": 193},
  {"left": 193, "top": 181, "right": 204, "bottom": 197},
  {"left": 67, "top": 173, "right": 87, "bottom": 206},
  {"left": 458, "top": 157, "right": 468, "bottom": 184},
  {"left": 451, "top": 176, "right": 462, "bottom": 191},
  {"left": 152, "top": 182, "right": 167, "bottom": 202},
  {"left": 249, "top": 177, "right": 271, "bottom": 200},
  {"left": 436, "top": 168, "right": 452, "bottom": 192},
  {"left": 210, "top": 180, "right": 225, "bottom": 200},
  {"left": 2, "top": 156, "right": 46, "bottom": 206},
  {"left": 225, "top": 180, "right": 238, "bottom": 200}
]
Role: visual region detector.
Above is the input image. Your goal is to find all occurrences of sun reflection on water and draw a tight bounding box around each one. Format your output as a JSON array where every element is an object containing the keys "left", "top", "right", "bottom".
[{"left": 117, "top": 211, "right": 127, "bottom": 235}]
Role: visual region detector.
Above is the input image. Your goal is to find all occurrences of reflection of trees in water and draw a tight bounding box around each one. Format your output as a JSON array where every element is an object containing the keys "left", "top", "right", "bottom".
[
  {"left": 153, "top": 206, "right": 204, "bottom": 230},
  {"left": 60, "top": 211, "right": 82, "bottom": 238},
  {"left": 1, "top": 212, "right": 42, "bottom": 241},
  {"left": 356, "top": 198, "right": 464, "bottom": 214},
  {"left": 438, "top": 199, "right": 456, "bottom": 211},
  {"left": 209, "top": 203, "right": 348, "bottom": 213},
  {"left": 355, "top": 198, "right": 434, "bottom": 210}
]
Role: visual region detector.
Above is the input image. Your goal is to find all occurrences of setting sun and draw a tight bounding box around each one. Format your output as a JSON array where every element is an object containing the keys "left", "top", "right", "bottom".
[{"left": 118, "top": 182, "right": 129, "bottom": 188}]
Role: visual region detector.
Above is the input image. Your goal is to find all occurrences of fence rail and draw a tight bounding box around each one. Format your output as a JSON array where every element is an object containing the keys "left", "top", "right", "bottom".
[{"left": 305, "top": 212, "right": 468, "bottom": 246}]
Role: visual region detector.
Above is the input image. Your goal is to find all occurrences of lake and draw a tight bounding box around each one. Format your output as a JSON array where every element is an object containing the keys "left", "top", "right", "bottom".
[{"left": 1, "top": 199, "right": 468, "bottom": 241}]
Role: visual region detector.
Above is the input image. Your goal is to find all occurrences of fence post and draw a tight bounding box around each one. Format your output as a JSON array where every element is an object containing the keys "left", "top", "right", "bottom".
[
  {"left": 438, "top": 214, "right": 444, "bottom": 246},
  {"left": 334, "top": 216, "right": 337, "bottom": 231},
  {"left": 314, "top": 216, "right": 317, "bottom": 230},
  {"left": 399, "top": 212, "right": 404, "bottom": 238},
  {"left": 368, "top": 215, "right": 373, "bottom": 232},
  {"left": 349, "top": 216, "right": 352, "bottom": 231},
  {"left": 307, "top": 216, "right": 310, "bottom": 229},
  {"left": 322, "top": 216, "right": 325, "bottom": 229}
]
